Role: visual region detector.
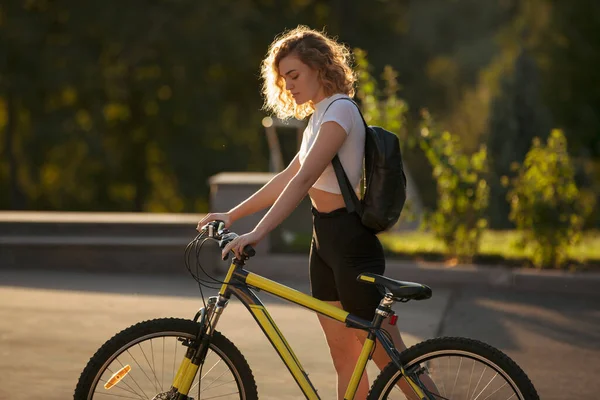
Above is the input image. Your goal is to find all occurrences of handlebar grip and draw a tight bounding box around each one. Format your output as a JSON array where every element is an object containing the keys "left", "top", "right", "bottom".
[
  {"left": 219, "top": 232, "right": 256, "bottom": 260},
  {"left": 243, "top": 245, "right": 256, "bottom": 257}
]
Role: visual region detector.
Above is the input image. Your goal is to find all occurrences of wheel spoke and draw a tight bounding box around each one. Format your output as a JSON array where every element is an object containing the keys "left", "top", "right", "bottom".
[
  {"left": 199, "top": 391, "right": 243, "bottom": 400},
  {"left": 371, "top": 339, "right": 535, "bottom": 400},
  {"left": 100, "top": 372, "right": 146, "bottom": 400},
  {"left": 201, "top": 368, "right": 232, "bottom": 392},
  {"left": 201, "top": 355, "right": 224, "bottom": 381},
  {"left": 150, "top": 339, "right": 160, "bottom": 391},
  {"left": 482, "top": 381, "right": 508, "bottom": 400},
  {"left": 472, "top": 372, "right": 498, "bottom": 400},
  {"left": 127, "top": 348, "right": 159, "bottom": 393},
  {"left": 137, "top": 342, "right": 161, "bottom": 392},
  {"left": 450, "top": 356, "right": 462, "bottom": 399},
  {"left": 437, "top": 358, "right": 448, "bottom": 398},
  {"left": 467, "top": 358, "right": 476, "bottom": 400},
  {"left": 82, "top": 324, "right": 252, "bottom": 400},
  {"left": 172, "top": 339, "right": 178, "bottom": 387},
  {"left": 470, "top": 365, "right": 487, "bottom": 400},
  {"left": 92, "top": 391, "right": 145, "bottom": 399},
  {"left": 109, "top": 363, "right": 148, "bottom": 400},
  {"left": 189, "top": 349, "right": 213, "bottom": 394},
  {"left": 199, "top": 378, "right": 238, "bottom": 392},
  {"left": 161, "top": 337, "right": 165, "bottom": 391}
]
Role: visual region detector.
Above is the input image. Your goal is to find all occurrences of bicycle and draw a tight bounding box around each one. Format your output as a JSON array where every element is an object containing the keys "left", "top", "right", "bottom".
[{"left": 74, "top": 220, "right": 540, "bottom": 400}]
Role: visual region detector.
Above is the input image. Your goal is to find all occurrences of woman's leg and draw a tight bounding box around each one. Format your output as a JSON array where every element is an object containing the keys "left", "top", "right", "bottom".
[
  {"left": 310, "top": 233, "right": 368, "bottom": 399},
  {"left": 317, "top": 301, "right": 370, "bottom": 400}
]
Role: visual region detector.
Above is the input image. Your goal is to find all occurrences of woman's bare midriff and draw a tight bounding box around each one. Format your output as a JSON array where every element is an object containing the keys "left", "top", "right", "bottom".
[{"left": 308, "top": 187, "right": 347, "bottom": 213}]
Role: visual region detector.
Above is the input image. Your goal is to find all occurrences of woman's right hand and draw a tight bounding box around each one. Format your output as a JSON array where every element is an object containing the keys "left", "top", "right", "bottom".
[{"left": 197, "top": 212, "right": 233, "bottom": 232}]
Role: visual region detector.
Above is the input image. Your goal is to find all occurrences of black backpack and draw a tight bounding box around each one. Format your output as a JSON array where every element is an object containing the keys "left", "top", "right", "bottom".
[{"left": 324, "top": 98, "right": 407, "bottom": 233}]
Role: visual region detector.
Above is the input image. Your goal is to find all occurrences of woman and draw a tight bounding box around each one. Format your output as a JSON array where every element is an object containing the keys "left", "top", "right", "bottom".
[{"left": 198, "top": 26, "right": 417, "bottom": 400}]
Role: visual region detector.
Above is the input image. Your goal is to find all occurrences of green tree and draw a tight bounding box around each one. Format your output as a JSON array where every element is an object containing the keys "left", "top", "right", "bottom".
[
  {"left": 419, "top": 111, "right": 489, "bottom": 262},
  {"left": 488, "top": 0, "right": 600, "bottom": 227},
  {"left": 1, "top": 0, "right": 597, "bottom": 222},
  {"left": 507, "top": 130, "right": 594, "bottom": 268},
  {"left": 353, "top": 48, "right": 409, "bottom": 145}
]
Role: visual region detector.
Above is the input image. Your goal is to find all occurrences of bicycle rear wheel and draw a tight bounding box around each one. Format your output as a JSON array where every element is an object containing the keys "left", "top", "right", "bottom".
[
  {"left": 74, "top": 318, "right": 258, "bottom": 400},
  {"left": 368, "top": 336, "right": 539, "bottom": 400}
]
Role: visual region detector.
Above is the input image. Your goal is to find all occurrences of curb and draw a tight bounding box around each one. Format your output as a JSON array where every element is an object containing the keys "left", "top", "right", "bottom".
[{"left": 1, "top": 235, "right": 598, "bottom": 296}]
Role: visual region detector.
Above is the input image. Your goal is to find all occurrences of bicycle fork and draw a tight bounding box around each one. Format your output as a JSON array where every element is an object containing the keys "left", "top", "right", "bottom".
[{"left": 168, "top": 295, "right": 228, "bottom": 400}]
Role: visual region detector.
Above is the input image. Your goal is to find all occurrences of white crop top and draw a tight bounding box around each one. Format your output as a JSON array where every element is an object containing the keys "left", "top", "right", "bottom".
[{"left": 298, "top": 93, "right": 365, "bottom": 195}]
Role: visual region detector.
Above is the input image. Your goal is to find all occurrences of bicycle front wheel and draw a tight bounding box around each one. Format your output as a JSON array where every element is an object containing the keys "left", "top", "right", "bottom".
[
  {"left": 74, "top": 318, "right": 258, "bottom": 400},
  {"left": 368, "top": 337, "right": 539, "bottom": 400}
]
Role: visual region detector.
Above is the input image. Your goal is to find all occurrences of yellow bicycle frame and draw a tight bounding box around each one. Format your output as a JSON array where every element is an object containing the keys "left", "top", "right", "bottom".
[
  {"left": 243, "top": 272, "right": 372, "bottom": 400},
  {"left": 173, "top": 260, "right": 428, "bottom": 400}
]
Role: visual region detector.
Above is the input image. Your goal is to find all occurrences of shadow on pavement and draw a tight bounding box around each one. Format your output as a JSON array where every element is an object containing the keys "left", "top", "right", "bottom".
[
  {"left": 441, "top": 287, "right": 600, "bottom": 352},
  {"left": 0, "top": 267, "right": 311, "bottom": 303}
]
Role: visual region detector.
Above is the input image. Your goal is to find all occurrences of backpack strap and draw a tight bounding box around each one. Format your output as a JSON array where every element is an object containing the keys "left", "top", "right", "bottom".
[
  {"left": 321, "top": 97, "right": 367, "bottom": 215},
  {"left": 332, "top": 155, "right": 362, "bottom": 215},
  {"left": 323, "top": 98, "right": 369, "bottom": 131}
]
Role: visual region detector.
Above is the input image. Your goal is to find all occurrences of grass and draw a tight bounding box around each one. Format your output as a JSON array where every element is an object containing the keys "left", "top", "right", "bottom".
[
  {"left": 276, "top": 228, "right": 600, "bottom": 269},
  {"left": 378, "top": 230, "right": 600, "bottom": 269}
]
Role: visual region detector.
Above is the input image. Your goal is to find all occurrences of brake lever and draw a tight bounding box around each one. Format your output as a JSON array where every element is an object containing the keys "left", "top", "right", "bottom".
[
  {"left": 219, "top": 232, "right": 236, "bottom": 261},
  {"left": 218, "top": 232, "right": 256, "bottom": 261}
]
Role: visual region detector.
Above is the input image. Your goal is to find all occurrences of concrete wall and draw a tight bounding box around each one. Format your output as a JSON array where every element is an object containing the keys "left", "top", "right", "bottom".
[
  {"left": 0, "top": 211, "right": 208, "bottom": 275},
  {"left": 0, "top": 211, "right": 307, "bottom": 281}
]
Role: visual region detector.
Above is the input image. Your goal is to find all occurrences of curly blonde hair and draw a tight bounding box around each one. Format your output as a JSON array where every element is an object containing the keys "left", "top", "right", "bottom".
[{"left": 260, "top": 26, "right": 356, "bottom": 120}]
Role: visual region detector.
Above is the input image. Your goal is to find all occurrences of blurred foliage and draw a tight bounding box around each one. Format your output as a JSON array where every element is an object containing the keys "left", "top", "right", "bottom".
[
  {"left": 418, "top": 111, "right": 489, "bottom": 262},
  {"left": 353, "top": 48, "right": 409, "bottom": 145},
  {"left": 378, "top": 229, "right": 600, "bottom": 270},
  {"left": 507, "top": 130, "right": 596, "bottom": 268},
  {"left": 0, "top": 0, "right": 598, "bottom": 231},
  {"left": 1, "top": 0, "right": 278, "bottom": 211}
]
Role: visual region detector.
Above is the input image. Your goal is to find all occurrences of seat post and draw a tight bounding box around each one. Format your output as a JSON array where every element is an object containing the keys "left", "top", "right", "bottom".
[{"left": 371, "top": 293, "right": 395, "bottom": 329}]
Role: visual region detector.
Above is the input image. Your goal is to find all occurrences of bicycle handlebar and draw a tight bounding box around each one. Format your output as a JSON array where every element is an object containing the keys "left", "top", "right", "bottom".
[{"left": 200, "top": 220, "right": 256, "bottom": 260}]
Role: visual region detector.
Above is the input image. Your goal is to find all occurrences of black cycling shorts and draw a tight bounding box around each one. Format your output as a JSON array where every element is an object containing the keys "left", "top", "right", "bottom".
[{"left": 309, "top": 206, "right": 385, "bottom": 321}]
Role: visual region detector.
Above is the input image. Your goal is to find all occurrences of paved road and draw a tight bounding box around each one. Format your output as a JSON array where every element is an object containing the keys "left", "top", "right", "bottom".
[
  {"left": 0, "top": 269, "right": 598, "bottom": 399},
  {"left": 439, "top": 286, "right": 600, "bottom": 400},
  {"left": 0, "top": 268, "right": 449, "bottom": 400}
]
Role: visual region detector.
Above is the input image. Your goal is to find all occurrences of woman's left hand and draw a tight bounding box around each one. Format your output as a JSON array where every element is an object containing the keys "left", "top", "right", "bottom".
[{"left": 221, "top": 230, "right": 264, "bottom": 260}]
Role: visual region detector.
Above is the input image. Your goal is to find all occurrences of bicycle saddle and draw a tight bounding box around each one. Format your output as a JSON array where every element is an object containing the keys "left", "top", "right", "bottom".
[{"left": 357, "top": 273, "right": 432, "bottom": 301}]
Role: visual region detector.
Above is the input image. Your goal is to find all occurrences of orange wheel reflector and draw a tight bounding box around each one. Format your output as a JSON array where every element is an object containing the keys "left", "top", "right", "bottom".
[{"left": 103, "top": 364, "right": 132, "bottom": 390}]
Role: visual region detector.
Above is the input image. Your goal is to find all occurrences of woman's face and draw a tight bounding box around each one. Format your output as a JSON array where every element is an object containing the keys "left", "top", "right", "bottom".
[{"left": 278, "top": 54, "right": 325, "bottom": 105}]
